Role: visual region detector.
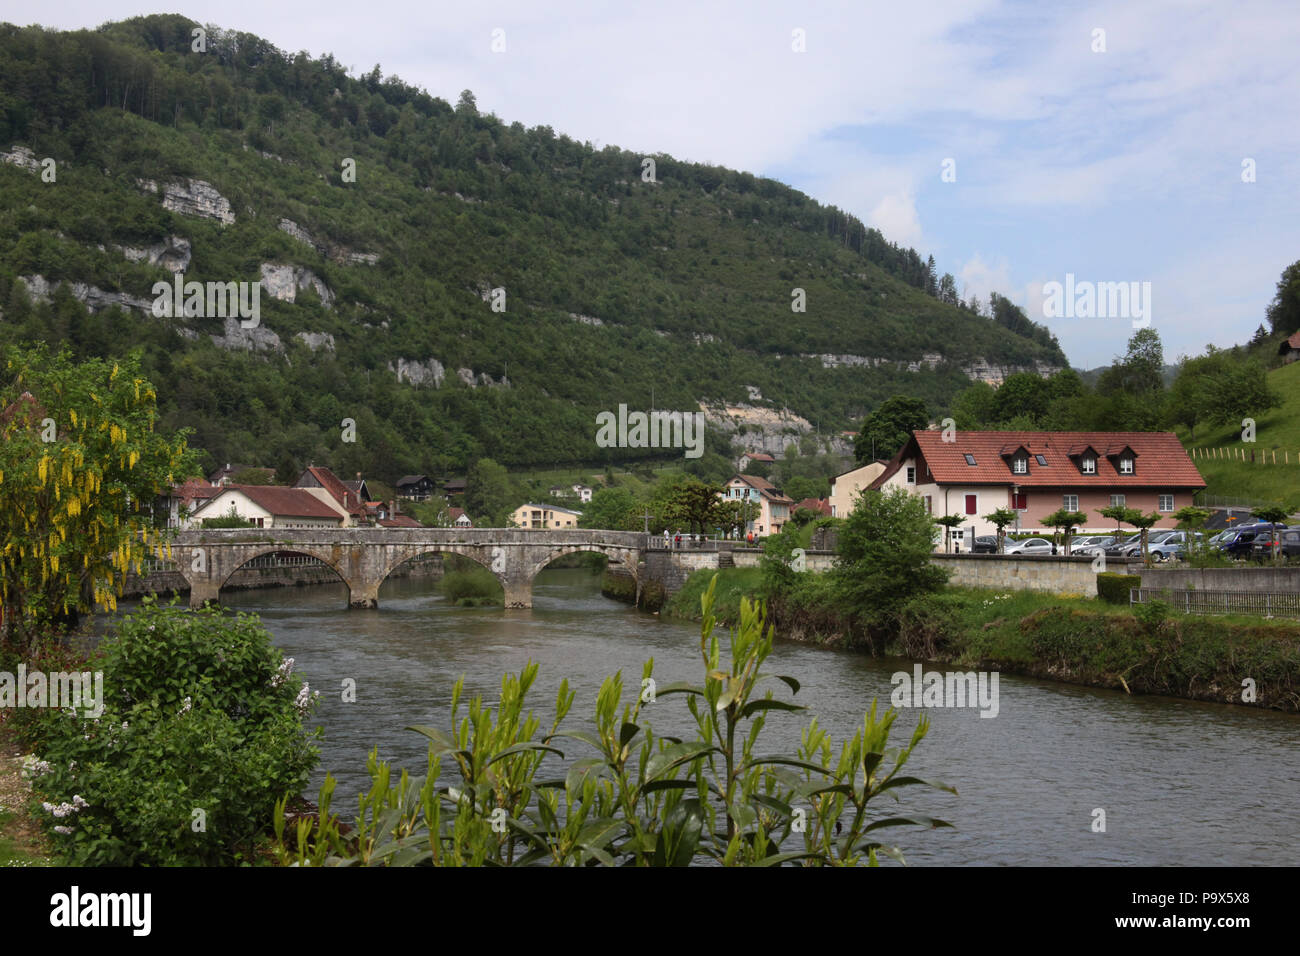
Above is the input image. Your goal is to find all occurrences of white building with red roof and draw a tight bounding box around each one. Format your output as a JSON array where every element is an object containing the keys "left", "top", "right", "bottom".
[
  {"left": 871, "top": 430, "right": 1206, "bottom": 546},
  {"left": 187, "top": 485, "right": 345, "bottom": 529}
]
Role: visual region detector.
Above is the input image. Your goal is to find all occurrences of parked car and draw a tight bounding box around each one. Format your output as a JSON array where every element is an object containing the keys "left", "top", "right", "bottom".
[
  {"left": 1004, "top": 537, "right": 1057, "bottom": 556},
  {"left": 1215, "top": 523, "right": 1286, "bottom": 559},
  {"left": 1104, "top": 530, "right": 1178, "bottom": 558},
  {"left": 1072, "top": 535, "right": 1119, "bottom": 556},
  {"left": 1149, "top": 532, "right": 1206, "bottom": 562},
  {"left": 971, "top": 535, "right": 1000, "bottom": 554},
  {"left": 1250, "top": 528, "right": 1300, "bottom": 560}
]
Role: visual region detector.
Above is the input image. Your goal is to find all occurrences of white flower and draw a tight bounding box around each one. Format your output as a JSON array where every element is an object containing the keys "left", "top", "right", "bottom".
[
  {"left": 72, "top": 795, "right": 88, "bottom": 810},
  {"left": 294, "top": 682, "right": 320, "bottom": 717},
  {"left": 271, "top": 658, "right": 295, "bottom": 689},
  {"left": 178, "top": 697, "right": 192, "bottom": 716},
  {"left": 53, "top": 826, "right": 72, "bottom": 835}
]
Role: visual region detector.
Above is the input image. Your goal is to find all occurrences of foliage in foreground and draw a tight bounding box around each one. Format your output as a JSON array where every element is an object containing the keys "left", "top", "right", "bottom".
[
  {"left": 21, "top": 599, "right": 319, "bottom": 865},
  {"left": 275, "top": 576, "right": 954, "bottom": 866}
]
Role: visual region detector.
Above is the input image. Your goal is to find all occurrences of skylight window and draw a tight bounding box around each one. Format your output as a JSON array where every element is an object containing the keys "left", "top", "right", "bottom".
[
  {"left": 1035, "top": 454, "right": 1047, "bottom": 466},
  {"left": 964, "top": 454, "right": 976, "bottom": 465}
]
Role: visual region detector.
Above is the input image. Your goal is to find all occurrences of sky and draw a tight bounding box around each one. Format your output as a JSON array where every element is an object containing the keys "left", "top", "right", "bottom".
[{"left": 5, "top": 0, "right": 1298, "bottom": 368}]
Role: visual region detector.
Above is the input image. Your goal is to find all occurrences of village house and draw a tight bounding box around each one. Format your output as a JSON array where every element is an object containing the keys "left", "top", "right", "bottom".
[
  {"left": 186, "top": 485, "right": 344, "bottom": 529},
  {"left": 737, "top": 451, "right": 775, "bottom": 472},
  {"left": 511, "top": 503, "right": 582, "bottom": 529},
  {"left": 719, "top": 475, "right": 795, "bottom": 536},
  {"left": 794, "top": 497, "right": 832, "bottom": 517},
  {"left": 1278, "top": 330, "right": 1300, "bottom": 365},
  {"left": 395, "top": 475, "right": 436, "bottom": 501},
  {"left": 448, "top": 507, "right": 473, "bottom": 528},
  {"left": 828, "top": 461, "right": 887, "bottom": 518},
  {"left": 871, "top": 430, "right": 1207, "bottom": 548},
  {"left": 295, "top": 466, "right": 369, "bottom": 526},
  {"left": 549, "top": 483, "right": 594, "bottom": 503}
]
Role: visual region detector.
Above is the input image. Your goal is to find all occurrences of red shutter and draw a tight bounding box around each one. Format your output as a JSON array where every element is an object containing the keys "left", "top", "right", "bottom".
[
  {"left": 1011, "top": 492, "right": 1027, "bottom": 511},
  {"left": 965, "top": 494, "right": 977, "bottom": 515}
]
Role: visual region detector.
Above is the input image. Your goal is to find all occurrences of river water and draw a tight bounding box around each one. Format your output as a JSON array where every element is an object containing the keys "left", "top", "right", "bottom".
[{"left": 219, "top": 569, "right": 1298, "bottom": 866}]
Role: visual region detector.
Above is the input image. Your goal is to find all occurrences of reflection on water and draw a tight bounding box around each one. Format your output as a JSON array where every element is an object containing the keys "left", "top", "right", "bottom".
[{"left": 205, "top": 569, "right": 1300, "bottom": 865}]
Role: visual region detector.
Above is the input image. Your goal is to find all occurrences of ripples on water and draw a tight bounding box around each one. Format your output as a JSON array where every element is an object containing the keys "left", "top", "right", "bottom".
[{"left": 217, "top": 570, "right": 1299, "bottom": 866}]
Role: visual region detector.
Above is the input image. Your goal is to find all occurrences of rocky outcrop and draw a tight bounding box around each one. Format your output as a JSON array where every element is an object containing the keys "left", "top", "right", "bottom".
[
  {"left": 18, "top": 275, "right": 152, "bottom": 313},
  {"left": 699, "top": 402, "right": 849, "bottom": 459},
  {"left": 115, "top": 235, "right": 192, "bottom": 273},
  {"left": 294, "top": 332, "right": 335, "bottom": 352},
  {"left": 1, "top": 145, "right": 41, "bottom": 173},
  {"left": 960, "top": 360, "right": 1062, "bottom": 386},
  {"left": 569, "top": 312, "right": 604, "bottom": 326},
  {"left": 389, "top": 357, "right": 446, "bottom": 387},
  {"left": 210, "top": 317, "right": 282, "bottom": 353},
  {"left": 259, "top": 262, "right": 334, "bottom": 308},
  {"left": 278, "top": 218, "right": 380, "bottom": 267},
  {"left": 137, "top": 178, "right": 235, "bottom": 225}
]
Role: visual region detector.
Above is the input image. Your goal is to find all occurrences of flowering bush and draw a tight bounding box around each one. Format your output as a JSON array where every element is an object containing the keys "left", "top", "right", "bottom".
[{"left": 25, "top": 598, "right": 319, "bottom": 865}]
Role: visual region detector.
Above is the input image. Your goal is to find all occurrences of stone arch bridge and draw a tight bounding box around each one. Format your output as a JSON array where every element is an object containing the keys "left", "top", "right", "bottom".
[{"left": 170, "top": 528, "right": 658, "bottom": 609}]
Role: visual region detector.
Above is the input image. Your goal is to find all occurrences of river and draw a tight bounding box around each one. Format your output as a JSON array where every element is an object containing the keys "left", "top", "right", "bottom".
[{"left": 218, "top": 568, "right": 1298, "bottom": 866}]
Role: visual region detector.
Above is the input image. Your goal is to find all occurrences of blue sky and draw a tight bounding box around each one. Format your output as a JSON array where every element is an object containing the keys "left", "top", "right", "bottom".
[{"left": 7, "top": 0, "right": 1298, "bottom": 368}]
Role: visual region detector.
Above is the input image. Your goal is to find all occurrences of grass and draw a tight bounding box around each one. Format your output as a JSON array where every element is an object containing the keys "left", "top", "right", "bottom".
[
  {"left": 663, "top": 567, "right": 765, "bottom": 623},
  {"left": 1180, "top": 360, "right": 1300, "bottom": 505}
]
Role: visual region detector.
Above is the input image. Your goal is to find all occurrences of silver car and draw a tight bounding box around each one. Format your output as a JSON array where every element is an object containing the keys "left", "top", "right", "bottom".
[{"left": 1004, "top": 537, "right": 1057, "bottom": 556}]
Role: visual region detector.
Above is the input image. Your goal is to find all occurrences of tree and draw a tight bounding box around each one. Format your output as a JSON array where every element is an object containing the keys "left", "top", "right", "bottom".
[
  {"left": 1172, "top": 505, "right": 1211, "bottom": 562},
  {"left": 580, "top": 486, "right": 640, "bottom": 531},
  {"left": 229, "top": 467, "right": 273, "bottom": 485},
  {"left": 1040, "top": 509, "right": 1089, "bottom": 555},
  {"left": 932, "top": 514, "right": 965, "bottom": 553},
  {"left": 854, "top": 395, "right": 928, "bottom": 464},
  {"left": 1265, "top": 260, "right": 1300, "bottom": 336},
  {"left": 465, "top": 458, "right": 515, "bottom": 525},
  {"left": 832, "top": 487, "right": 949, "bottom": 625},
  {"left": 0, "top": 346, "right": 197, "bottom": 650},
  {"left": 1097, "top": 328, "right": 1165, "bottom": 402},
  {"left": 1124, "top": 510, "right": 1163, "bottom": 563},
  {"left": 982, "top": 507, "right": 1017, "bottom": 554},
  {"left": 662, "top": 479, "right": 724, "bottom": 535},
  {"left": 950, "top": 381, "right": 996, "bottom": 430},
  {"left": 274, "top": 455, "right": 299, "bottom": 485}
]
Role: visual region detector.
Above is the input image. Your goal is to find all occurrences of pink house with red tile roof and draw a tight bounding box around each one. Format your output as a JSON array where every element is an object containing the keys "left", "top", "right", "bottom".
[{"left": 871, "top": 430, "right": 1205, "bottom": 546}]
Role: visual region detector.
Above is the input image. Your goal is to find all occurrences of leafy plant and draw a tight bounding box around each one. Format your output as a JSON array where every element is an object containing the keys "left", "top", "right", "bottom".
[{"left": 276, "top": 575, "right": 954, "bottom": 866}]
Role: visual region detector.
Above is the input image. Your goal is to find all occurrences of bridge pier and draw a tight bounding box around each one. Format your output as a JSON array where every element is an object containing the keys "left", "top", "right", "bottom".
[
  {"left": 188, "top": 581, "right": 221, "bottom": 608},
  {"left": 503, "top": 579, "right": 532, "bottom": 609},
  {"left": 348, "top": 581, "right": 380, "bottom": 609}
]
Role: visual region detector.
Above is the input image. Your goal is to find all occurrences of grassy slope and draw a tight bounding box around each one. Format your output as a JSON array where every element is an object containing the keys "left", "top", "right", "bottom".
[{"left": 1179, "top": 360, "right": 1300, "bottom": 505}]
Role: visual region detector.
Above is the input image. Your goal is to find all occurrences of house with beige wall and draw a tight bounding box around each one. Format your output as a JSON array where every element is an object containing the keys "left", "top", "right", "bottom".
[
  {"left": 511, "top": 503, "right": 582, "bottom": 529},
  {"left": 829, "top": 461, "right": 886, "bottom": 518},
  {"left": 719, "top": 475, "right": 794, "bottom": 536}
]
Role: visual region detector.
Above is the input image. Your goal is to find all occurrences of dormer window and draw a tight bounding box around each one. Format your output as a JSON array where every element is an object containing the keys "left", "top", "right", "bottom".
[
  {"left": 1012, "top": 457, "right": 1027, "bottom": 475},
  {"left": 1081, "top": 457, "right": 1096, "bottom": 474},
  {"left": 1119, "top": 457, "right": 1134, "bottom": 474}
]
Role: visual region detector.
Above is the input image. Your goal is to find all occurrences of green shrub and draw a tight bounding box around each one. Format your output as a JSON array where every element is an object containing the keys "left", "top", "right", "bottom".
[
  {"left": 438, "top": 567, "right": 502, "bottom": 607},
  {"left": 25, "top": 599, "right": 319, "bottom": 866},
  {"left": 1096, "top": 573, "right": 1141, "bottom": 604}
]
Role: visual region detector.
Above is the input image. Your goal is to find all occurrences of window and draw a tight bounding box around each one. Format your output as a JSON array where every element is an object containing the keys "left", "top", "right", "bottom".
[
  {"left": 964, "top": 454, "right": 976, "bottom": 465},
  {"left": 1158, "top": 494, "right": 1174, "bottom": 512},
  {"left": 1035, "top": 454, "right": 1048, "bottom": 466},
  {"left": 906, "top": 466, "right": 916, "bottom": 483},
  {"left": 1119, "top": 457, "right": 1134, "bottom": 475},
  {"left": 1081, "top": 457, "right": 1096, "bottom": 474},
  {"left": 1110, "top": 494, "right": 1126, "bottom": 508},
  {"left": 964, "top": 494, "right": 977, "bottom": 516},
  {"left": 1012, "top": 457, "right": 1027, "bottom": 474},
  {"left": 924, "top": 495, "right": 932, "bottom": 514},
  {"left": 1011, "top": 492, "right": 1027, "bottom": 511},
  {"left": 1063, "top": 495, "right": 1078, "bottom": 511}
]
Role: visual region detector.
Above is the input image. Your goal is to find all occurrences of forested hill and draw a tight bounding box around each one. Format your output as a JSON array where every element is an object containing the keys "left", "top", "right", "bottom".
[{"left": 0, "top": 14, "right": 1066, "bottom": 479}]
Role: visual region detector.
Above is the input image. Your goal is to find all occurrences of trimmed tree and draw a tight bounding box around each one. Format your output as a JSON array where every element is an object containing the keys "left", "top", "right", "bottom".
[
  {"left": 1041, "top": 509, "right": 1090, "bottom": 555},
  {"left": 933, "top": 514, "right": 966, "bottom": 553},
  {"left": 1250, "top": 504, "right": 1292, "bottom": 562},
  {"left": 1125, "top": 509, "right": 1164, "bottom": 564},
  {"left": 982, "top": 507, "right": 1017, "bottom": 555}
]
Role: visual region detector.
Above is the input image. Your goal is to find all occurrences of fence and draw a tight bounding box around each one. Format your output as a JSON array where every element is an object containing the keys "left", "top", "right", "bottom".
[
  {"left": 1189, "top": 447, "right": 1300, "bottom": 467},
  {"left": 1130, "top": 587, "right": 1300, "bottom": 618}
]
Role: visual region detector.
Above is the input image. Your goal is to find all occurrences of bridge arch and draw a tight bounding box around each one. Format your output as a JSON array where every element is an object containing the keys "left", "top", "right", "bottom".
[
  {"left": 178, "top": 543, "right": 354, "bottom": 607},
  {"left": 373, "top": 545, "right": 504, "bottom": 602}
]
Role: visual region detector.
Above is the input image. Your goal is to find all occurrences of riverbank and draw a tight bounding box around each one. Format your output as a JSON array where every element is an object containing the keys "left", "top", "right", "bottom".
[
  {"left": 0, "top": 722, "right": 53, "bottom": 866},
  {"left": 659, "top": 568, "right": 1300, "bottom": 713}
]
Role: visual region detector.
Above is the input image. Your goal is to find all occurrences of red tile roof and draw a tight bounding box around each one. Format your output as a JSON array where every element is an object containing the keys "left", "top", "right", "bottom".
[
  {"left": 173, "top": 478, "right": 218, "bottom": 508},
  {"left": 795, "top": 497, "right": 832, "bottom": 516},
  {"left": 198, "top": 485, "right": 343, "bottom": 520},
  {"left": 1281, "top": 330, "right": 1300, "bottom": 352},
  {"left": 378, "top": 515, "right": 423, "bottom": 528},
  {"left": 744, "top": 452, "right": 775, "bottom": 462},
  {"left": 727, "top": 474, "right": 795, "bottom": 504},
  {"left": 874, "top": 431, "right": 1205, "bottom": 489},
  {"left": 299, "top": 466, "right": 366, "bottom": 515}
]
